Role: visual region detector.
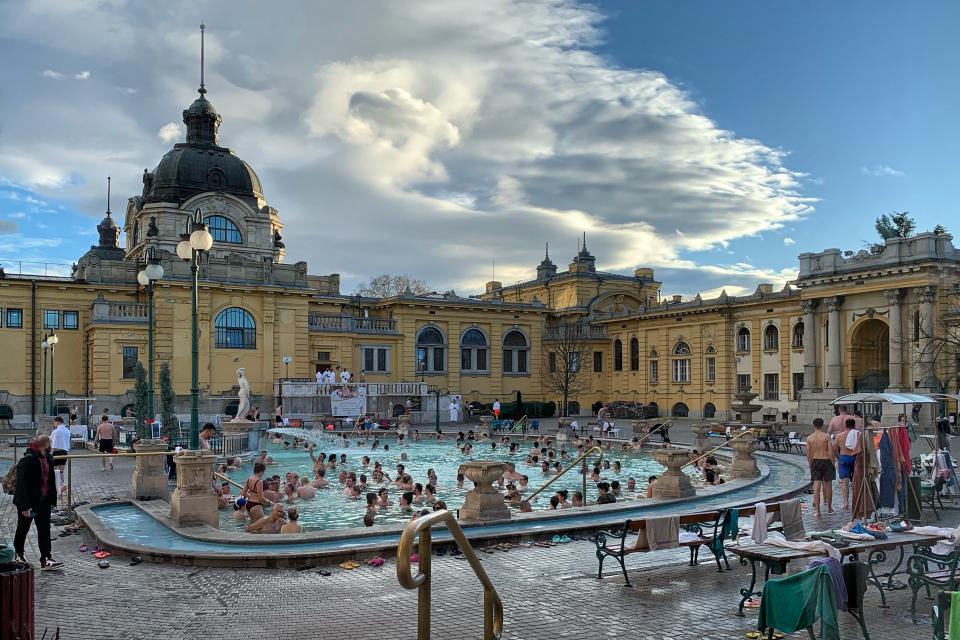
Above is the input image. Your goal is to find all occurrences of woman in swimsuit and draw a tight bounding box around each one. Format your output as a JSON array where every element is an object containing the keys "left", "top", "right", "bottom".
[
  {"left": 241, "top": 462, "right": 268, "bottom": 521},
  {"left": 280, "top": 507, "right": 303, "bottom": 534}
]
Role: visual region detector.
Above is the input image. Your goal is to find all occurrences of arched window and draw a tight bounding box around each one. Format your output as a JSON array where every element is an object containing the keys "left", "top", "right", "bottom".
[
  {"left": 705, "top": 345, "right": 716, "bottom": 383},
  {"left": 792, "top": 322, "right": 804, "bottom": 348},
  {"left": 763, "top": 325, "right": 779, "bottom": 351},
  {"left": 416, "top": 326, "right": 446, "bottom": 373},
  {"left": 703, "top": 402, "right": 716, "bottom": 419},
  {"left": 629, "top": 337, "right": 640, "bottom": 371},
  {"left": 460, "top": 328, "right": 489, "bottom": 373},
  {"left": 736, "top": 327, "right": 751, "bottom": 352},
  {"left": 672, "top": 341, "right": 691, "bottom": 383},
  {"left": 502, "top": 330, "right": 529, "bottom": 374},
  {"left": 613, "top": 339, "right": 623, "bottom": 371},
  {"left": 205, "top": 215, "right": 242, "bottom": 244},
  {"left": 671, "top": 402, "right": 689, "bottom": 417},
  {"left": 648, "top": 348, "right": 659, "bottom": 384},
  {"left": 214, "top": 307, "right": 256, "bottom": 349},
  {"left": 913, "top": 309, "right": 920, "bottom": 343}
]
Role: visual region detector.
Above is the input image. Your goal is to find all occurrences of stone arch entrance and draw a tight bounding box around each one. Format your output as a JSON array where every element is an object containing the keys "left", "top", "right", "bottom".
[{"left": 851, "top": 318, "right": 889, "bottom": 392}]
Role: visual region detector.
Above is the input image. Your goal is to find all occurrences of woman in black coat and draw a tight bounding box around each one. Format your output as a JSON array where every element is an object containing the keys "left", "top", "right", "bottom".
[{"left": 13, "top": 434, "right": 62, "bottom": 570}]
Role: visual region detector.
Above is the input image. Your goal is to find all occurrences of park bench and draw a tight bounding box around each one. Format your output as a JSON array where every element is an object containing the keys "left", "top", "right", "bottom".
[
  {"left": 595, "top": 502, "right": 788, "bottom": 587},
  {"left": 908, "top": 547, "right": 960, "bottom": 621}
]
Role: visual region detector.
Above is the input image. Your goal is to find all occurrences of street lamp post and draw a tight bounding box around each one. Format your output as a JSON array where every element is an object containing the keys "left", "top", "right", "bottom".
[
  {"left": 47, "top": 333, "right": 59, "bottom": 416},
  {"left": 137, "top": 246, "right": 165, "bottom": 439},
  {"left": 280, "top": 356, "right": 292, "bottom": 416},
  {"left": 176, "top": 208, "right": 214, "bottom": 450},
  {"left": 40, "top": 335, "right": 49, "bottom": 415}
]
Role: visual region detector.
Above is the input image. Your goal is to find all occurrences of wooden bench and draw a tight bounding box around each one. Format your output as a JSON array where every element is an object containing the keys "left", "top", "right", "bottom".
[
  {"left": 595, "top": 501, "right": 788, "bottom": 587},
  {"left": 908, "top": 548, "right": 960, "bottom": 621}
]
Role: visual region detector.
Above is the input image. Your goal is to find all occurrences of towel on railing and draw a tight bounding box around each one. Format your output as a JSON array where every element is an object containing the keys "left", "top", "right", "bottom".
[
  {"left": 751, "top": 502, "right": 768, "bottom": 543},
  {"left": 758, "top": 564, "right": 839, "bottom": 640},
  {"left": 645, "top": 516, "right": 679, "bottom": 550},
  {"left": 779, "top": 498, "right": 806, "bottom": 541},
  {"left": 808, "top": 557, "right": 847, "bottom": 611}
]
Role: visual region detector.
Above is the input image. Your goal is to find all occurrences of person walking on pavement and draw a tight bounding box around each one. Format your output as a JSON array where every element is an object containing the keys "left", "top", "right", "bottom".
[{"left": 13, "top": 434, "right": 63, "bottom": 570}]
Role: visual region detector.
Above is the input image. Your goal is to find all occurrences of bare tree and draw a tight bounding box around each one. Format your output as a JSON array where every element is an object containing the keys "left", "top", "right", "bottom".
[
  {"left": 541, "top": 321, "right": 591, "bottom": 417},
  {"left": 354, "top": 274, "right": 431, "bottom": 298},
  {"left": 913, "top": 285, "right": 960, "bottom": 395}
]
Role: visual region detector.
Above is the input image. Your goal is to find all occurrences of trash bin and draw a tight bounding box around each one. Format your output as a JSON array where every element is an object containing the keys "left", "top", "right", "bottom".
[{"left": 0, "top": 562, "right": 34, "bottom": 640}]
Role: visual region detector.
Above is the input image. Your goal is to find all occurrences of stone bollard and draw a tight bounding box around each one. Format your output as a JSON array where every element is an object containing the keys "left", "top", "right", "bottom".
[
  {"left": 556, "top": 417, "right": 571, "bottom": 442},
  {"left": 458, "top": 461, "right": 510, "bottom": 521},
  {"left": 169, "top": 450, "right": 219, "bottom": 528},
  {"left": 479, "top": 415, "right": 493, "bottom": 439},
  {"left": 131, "top": 439, "right": 170, "bottom": 500},
  {"left": 651, "top": 448, "right": 696, "bottom": 498},
  {"left": 690, "top": 423, "right": 712, "bottom": 453},
  {"left": 397, "top": 414, "right": 411, "bottom": 438},
  {"left": 730, "top": 437, "right": 760, "bottom": 478}
]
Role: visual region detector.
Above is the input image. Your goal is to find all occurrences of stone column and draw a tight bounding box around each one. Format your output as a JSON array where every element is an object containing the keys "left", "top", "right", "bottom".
[
  {"left": 169, "top": 450, "right": 218, "bottom": 528},
  {"left": 824, "top": 296, "right": 843, "bottom": 391},
  {"left": 458, "top": 461, "right": 510, "bottom": 521},
  {"left": 690, "top": 423, "right": 712, "bottom": 453},
  {"left": 131, "top": 439, "right": 170, "bottom": 500},
  {"left": 800, "top": 299, "right": 818, "bottom": 391},
  {"left": 479, "top": 415, "right": 493, "bottom": 439},
  {"left": 730, "top": 437, "right": 760, "bottom": 478},
  {"left": 651, "top": 449, "right": 695, "bottom": 498},
  {"left": 915, "top": 285, "right": 937, "bottom": 389},
  {"left": 884, "top": 289, "right": 903, "bottom": 390}
]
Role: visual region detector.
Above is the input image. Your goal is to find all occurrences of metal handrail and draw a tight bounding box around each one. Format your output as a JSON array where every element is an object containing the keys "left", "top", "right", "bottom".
[
  {"left": 632, "top": 419, "right": 672, "bottom": 448},
  {"left": 509, "top": 414, "right": 529, "bottom": 433},
  {"left": 683, "top": 428, "right": 756, "bottom": 468},
  {"left": 525, "top": 445, "right": 603, "bottom": 504},
  {"left": 396, "top": 509, "right": 503, "bottom": 640}
]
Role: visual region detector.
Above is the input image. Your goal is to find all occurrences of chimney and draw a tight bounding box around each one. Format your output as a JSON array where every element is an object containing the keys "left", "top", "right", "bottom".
[
  {"left": 671, "top": 295, "right": 682, "bottom": 304},
  {"left": 485, "top": 280, "right": 502, "bottom": 294}
]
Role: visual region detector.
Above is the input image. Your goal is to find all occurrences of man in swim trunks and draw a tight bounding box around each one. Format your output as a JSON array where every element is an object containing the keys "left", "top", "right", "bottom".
[
  {"left": 95, "top": 415, "right": 115, "bottom": 471},
  {"left": 246, "top": 504, "right": 286, "bottom": 534},
  {"left": 805, "top": 418, "right": 836, "bottom": 516},
  {"left": 837, "top": 418, "right": 861, "bottom": 511}
]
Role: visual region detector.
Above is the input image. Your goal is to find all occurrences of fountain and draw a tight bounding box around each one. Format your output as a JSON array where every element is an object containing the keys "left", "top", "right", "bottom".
[
  {"left": 651, "top": 449, "right": 695, "bottom": 498},
  {"left": 730, "top": 390, "right": 763, "bottom": 425},
  {"left": 458, "top": 461, "right": 510, "bottom": 521}
]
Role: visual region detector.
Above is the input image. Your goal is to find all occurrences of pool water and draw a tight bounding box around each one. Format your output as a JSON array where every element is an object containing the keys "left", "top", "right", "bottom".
[{"left": 220, "top": 434, "right": 704, "bottom": 532}]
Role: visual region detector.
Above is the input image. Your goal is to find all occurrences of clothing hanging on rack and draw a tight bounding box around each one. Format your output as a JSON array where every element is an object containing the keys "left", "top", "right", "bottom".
[
  {"left": 852, "top": 428, "right": 878, "bottom": 520},
  {"left": 878, "top": 431, "right": 896, "bottom": 509}
]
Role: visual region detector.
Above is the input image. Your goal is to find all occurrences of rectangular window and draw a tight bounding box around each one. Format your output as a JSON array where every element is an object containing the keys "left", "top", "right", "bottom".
[
  {"left": 672, "top": 358, "right": 691, "bottom": 383},
  {"left": 364, "top": 348, "right": 375, "bottom": 372},
  {"left": 706, "top": 357, "right": 716, "bottom": 382},
  {"left": 476, "top": 349, "right": 487, "bottom": 372},
  {"left": 764, "top": 373, "right": 779, "bottom": 400},
  {"left": 502, "top": 349, "right": 513, "bottom": 373},
  {"left": 377, "top": 348, "right": 388, "bottom": 372},
  {"left": 548, "top": 352, "right": 557, "bottom": 373},
  {"left": 649, "top": 360, "right": 659, "bottom": 384},
  {"left": 122, "top": 346, "right": 139, "bottom": 379},
  {"left": 516, "top": 349, "right": 527, "bottom": 374},
  {"left": 461, "top": 348, "right": 472, "bottom": 371},
  {"left": 737, "top": 374, "right": 751, "bottom": 392},
  {"left": 6, "top": 308, "right": 22, "bottom": 328},
  {"left": 432, "top": 347, "right": 445, "bottom": 372},
  {"left": 569, "top": 352, "right": 580, "bottom": 372},
  {"left": 43, "top": 309, "right": 59, "bottom": 329},
  {"left": 792, "top": 372, "right": 804, "bottom": 401},
  {"left": 362, "top": 346, "right": 390, "bottom": 372},
  {"left": 593, "top": 351, "right": 603, "bottom": 372},
  {"left": 63, "top": 310, "right": 79, "bottom": 330},
  {"left": 317, "top": 351, "right": 331, "bottom": 362}
]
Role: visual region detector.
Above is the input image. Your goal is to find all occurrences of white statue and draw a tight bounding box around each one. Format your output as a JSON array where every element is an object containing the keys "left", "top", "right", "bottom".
[{"left": 234, "top": 367, "right": 251, "bottom": 422}]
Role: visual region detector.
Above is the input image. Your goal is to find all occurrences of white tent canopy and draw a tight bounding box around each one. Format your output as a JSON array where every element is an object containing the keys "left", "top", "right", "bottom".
[{"left": 830, "top": 392, "right": 937, "bottom": 405}]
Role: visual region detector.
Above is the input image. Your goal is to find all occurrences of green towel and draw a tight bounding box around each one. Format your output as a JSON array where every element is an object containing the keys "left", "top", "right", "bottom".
[
  {"left": 950, "top": 591, "right": 960, "bottom": 640},
  {"left": 758, "top": 564, "right": 839, "bottom": 640},
  {"left": 725, "top": 509, "right": 740, "bottom": 540}
]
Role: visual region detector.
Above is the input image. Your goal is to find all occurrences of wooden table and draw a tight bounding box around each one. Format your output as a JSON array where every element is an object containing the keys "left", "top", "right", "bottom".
[{"left": 728, "top": 531, "right": 945, "bottom": 615}]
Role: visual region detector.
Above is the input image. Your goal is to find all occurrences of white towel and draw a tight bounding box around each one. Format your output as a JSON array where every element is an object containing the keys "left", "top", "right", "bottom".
[
  {"left": 764, "top": 532, "right": 841, "bottom": 562},
  {"left": 646, "top": 516, "right": 680, "bottom": 550},
  {"left": 779, "top": 498, "right": 806, "bottom": 541},
  {"left": 912, "top": 525, "right": 960, "bottom": 555},
  {"left": 751, "top": 502, "right": 768, "bottom": 544}
]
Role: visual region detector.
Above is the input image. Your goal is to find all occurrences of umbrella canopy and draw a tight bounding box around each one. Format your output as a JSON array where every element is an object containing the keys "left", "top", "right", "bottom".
[{"left": 830, "top": 392, "right": 937, "bottom": 405}]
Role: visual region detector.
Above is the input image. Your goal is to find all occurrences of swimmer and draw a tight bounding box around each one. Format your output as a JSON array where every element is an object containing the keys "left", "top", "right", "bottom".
[
  {"left": 280, "top": 507, "right": 303, "bottom": 534},
  {"left": 246, "top": 504, "right": 286, "bottom": 534},
  {"left": 358, "top": 474, "right": 368, "bottom": 492},
  {"left": 433, "top": 500, "right": 447, "bottom": 512},
  {"left": 549, "top": 496, "right": 560, "bottom": 509},
  {"left": 283, "top": 482, "right": 298, "bottom": 503},
  {"left": 626, "top": 477, "right": 636, "bottom": 492},
  {"left": 572, "top": 491, "right": 584, "bottom": 507},
  {"left": 346, "top": 484, "right": 361, "bottom": 500},
  {"left": 399, "top": 491, "right": 414, "bottom": 512},
  {"left": 241, "top": 462, "right": 269, "bottom": 521},
  {"left": 337, "top": 470, "right": 348, "bottom": 484},
  {"left": 555, "top": 490, "right": 570, "bottom": 508},
  {"left": 462, "top": 443, "right": 473, "bottom": 455},
  {"left": 424, "top": 484, "right": 436, "bottom": 505},
  {"left": 400, "top": 452, "right": 408, "bottom": 461},
  {"left": 590, "top": 467, "right": 601, "bottom": 483},
  {"left": 518, "top": 475, "right": 529, "bottom": 492},
  {"left": 342, "top": 478, "right": 356, "bottom": 497},
  {"left": 503, "top": 463, "right": 522, "bottom": 482},
  {"left": 363, "top": 513, "right": 375, "bottom": 527},
  {"left": 610, "top": 480, "right": 622, "bottom": 497},
  {"left": 519, "top": 500, "right": 532, "bottom": 513},
  {"left": 262, "top": 480, "right": 282, "bottom": 505},
  {"left": 365, "top": 492, "right": 379, "bottom": 516},
  {"left": 362, "top": 455, "right": 371, "bottom": 467},
  {"left": 310, "top": 468, "right": 329, "bottom": 489},
  {"left": 456, "top": 472, "right": 465, "bottom": 489},
  {"left": 378, "top": 487, "right": 393, "bottom": 508},
  {"left": 297, "top": 477, "right": 317, "bottom": 499},
  {"left": 216, "top": 482, "right": 233, "bottom": 509},
  {"left": 645, "top": 476, "right": 658, "bottom": 499},
  {"left": 612, "top": 461, "right": 621, "bottom": 474}
]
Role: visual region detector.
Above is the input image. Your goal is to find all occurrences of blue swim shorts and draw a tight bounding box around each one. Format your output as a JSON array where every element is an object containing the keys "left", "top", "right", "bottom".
[{"left": 838, "top": 454, "right": 856, "bottom": 480}]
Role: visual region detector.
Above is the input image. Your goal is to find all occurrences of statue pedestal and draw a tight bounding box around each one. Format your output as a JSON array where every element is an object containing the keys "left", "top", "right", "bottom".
[
  {"left": 731, "top": 437, "right": 760, "bottom": 478},
  {"left": 458, "top": 461, "right": 510, "bottom": 521},
  {"left": 556, "top": 418, "right": 571, "bottom": 442},
  {"left": 397, "top": 414, "right": 411, "bottom": 438},
  {"left": 131, "top": 439, "right": 169, "bottom": 500},
  {"left": 690, "top": 424, "right": 712, "bottom": 453},
  {"left": 169, "top": 450, "right": 218, "bottom": 528},
  {"left": 479, "top": 415, "right": 493, "bottom": 439},
  {"left": 652, "top": 449, "right": 695, "bottom": 498},
  {"left": 222, "top": 418, "right": 256, "bottom": 433}
]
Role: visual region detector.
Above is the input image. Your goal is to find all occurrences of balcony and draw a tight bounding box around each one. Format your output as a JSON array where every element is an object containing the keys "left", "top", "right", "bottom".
[
  {"left": 543, "top": 324, "right": 608, "bottom": 341},
  {"left": 89, "top": 297, "right": 147, "bottom": 324},
  {"left": 308, "top": 314, "right": 398, "bottom": 335}
]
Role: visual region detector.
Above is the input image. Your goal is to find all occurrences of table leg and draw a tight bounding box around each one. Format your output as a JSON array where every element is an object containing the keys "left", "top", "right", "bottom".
[
  {"left": 737, "top": 556, "right": 759, "bottom": 616},
  {"left": 865, "top": 549, "right": 889, "bottom": 608},
  {"left": 884, "top": 545, "right": 907, "bottom": 590}
]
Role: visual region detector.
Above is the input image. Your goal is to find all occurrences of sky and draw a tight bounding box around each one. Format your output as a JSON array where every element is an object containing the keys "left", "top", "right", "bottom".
[{"left": 0, "top": 1, "right": 956, "bottom": 296}]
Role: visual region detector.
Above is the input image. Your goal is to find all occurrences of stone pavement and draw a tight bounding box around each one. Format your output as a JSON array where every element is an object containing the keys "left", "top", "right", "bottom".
[{"left": 1, "top": 452, "right": 954, "bottom": 639}]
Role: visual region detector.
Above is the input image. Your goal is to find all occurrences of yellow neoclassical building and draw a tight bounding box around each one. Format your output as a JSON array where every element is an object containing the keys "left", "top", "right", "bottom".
[{"left": 0, "top": 76, "right": 958, "bottom": 426}]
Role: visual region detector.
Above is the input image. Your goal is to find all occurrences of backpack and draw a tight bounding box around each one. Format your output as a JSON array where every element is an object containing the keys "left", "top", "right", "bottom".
[{"left": 2, "top": 463, "right": 17, "bottom": 495}]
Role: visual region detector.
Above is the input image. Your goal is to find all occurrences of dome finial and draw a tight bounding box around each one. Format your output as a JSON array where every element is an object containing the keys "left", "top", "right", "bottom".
[
  {"left": 106, "top": 176, "right": 112, "bottom": 216},
  {"left": 545, "top": 242, "right": 550, "bottom": 260},
  {"left": 198, "top": 23, "right": 207, "bottom": 96}
]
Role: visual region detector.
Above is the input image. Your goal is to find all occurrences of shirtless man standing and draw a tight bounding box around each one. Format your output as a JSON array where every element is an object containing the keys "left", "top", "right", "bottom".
[
  {"left": 837, "top": 418, "right": 862, "bottom": 511},
  {"left": 827, "top": 405, "right": 850, "bottom": 439},
  {"left": 805, "top": 418, "right": 836, "bottom": 516}
]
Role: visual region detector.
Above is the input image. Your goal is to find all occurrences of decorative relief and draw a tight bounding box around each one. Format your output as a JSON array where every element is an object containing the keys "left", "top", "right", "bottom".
[
  {"left": 799, "top": 299, "right": 817, "bottom": 314},
  {"left": 883, "top": 289, "right": 902, "bottom": 305},
  {"left": 823, "top": 296, "right": 843, "bottom": 312},
  {"left": 852, "top": 308, "right": 888, "bottom": 321},
  {"left": 914, "top": 285, "right": 936, "bottom": 303}
]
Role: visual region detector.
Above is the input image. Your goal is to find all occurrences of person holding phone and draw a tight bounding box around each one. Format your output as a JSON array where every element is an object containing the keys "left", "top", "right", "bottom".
[{"left": 13, "top": 434, "right": 63, "bottom": 570}]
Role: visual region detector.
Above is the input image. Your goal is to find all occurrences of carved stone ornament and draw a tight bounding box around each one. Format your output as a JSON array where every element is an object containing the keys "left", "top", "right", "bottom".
[
  {"left": 824, "top": 296, "right": 843, "bottom": 312},
  {"left": 799, "top": 299, "right": 817, "bottom": 314},
  {"left": 914, "top": 285, "right": 936, "bottom": 303},
  {"left": 883, "top": 289, "right": 902, "bottom": 305}
]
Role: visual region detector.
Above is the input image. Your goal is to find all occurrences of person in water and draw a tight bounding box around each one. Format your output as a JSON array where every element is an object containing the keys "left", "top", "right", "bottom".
[{"left": 280, "top": 507, "right": 303, "bottom": 534}]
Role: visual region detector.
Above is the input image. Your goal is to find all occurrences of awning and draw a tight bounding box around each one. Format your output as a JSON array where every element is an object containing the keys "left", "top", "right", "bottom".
[{"left": 831, "top": 392, "right": 938, "bottom": 405}]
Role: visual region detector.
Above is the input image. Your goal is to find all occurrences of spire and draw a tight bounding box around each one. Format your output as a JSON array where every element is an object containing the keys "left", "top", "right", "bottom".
[
  {"left": 97, "top": 176, "right": 119, "bottom": 249},
  {"left": 199, "top": 23, "right": 207, "bottom": 96},
  {"left": 183, "top": 23, "right": 221, "bottom": 147},
  {"left": 106, "top": 176, "right": 112, "bottom": 217},
  {"left": 545, "top": 242, "right": 550, "bottom": 260},
  {"left": 582, "top": 231, "right": 587, "bottom": 252},
  {"left": 537, "top": 240, "right": 557, "bottom": 280}
]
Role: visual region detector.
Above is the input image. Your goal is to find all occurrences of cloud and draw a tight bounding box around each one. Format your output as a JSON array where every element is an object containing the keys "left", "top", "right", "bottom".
[
  {"left": 860, "top": 164, "right": 904, "bottom": 177},
  {"left": 157, "top": 122, "right": 183, "bottom": 143},
  {"left": 41, "top": 69, "right": 64, "bottom": 79},
  {"left": 783, "top": 237, "right": 795, "bottom": 246},
  {"left": 0, "top": 0, "right": 814, "bottom": 295},
  {"left": 74, "top": 70, "right": 91, "bottom": 80},
  {"left": 0, "top": 220, "right": 18, "bottom": 234}
]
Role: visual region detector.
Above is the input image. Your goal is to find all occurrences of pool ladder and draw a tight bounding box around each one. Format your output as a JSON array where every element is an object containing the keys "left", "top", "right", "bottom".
[{"left": 396, "top": 509, "right": 503, "bottom": 640}]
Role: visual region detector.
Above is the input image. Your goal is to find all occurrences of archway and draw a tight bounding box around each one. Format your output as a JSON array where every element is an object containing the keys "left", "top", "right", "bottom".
[
  {"left": 703, "top": 402, "right": 716, "bottom": 419},
  {"left": 851, "top": 318, "right": 889, "bottom": 391},
  {"left": 671, "top": 402, "right": 689, "bottom": 417},
  {"left": 645, "top": 402, "right": 659, "bottom": 418}
]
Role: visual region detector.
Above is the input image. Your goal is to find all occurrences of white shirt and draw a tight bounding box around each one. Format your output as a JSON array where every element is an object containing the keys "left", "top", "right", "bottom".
[
  {"left": 324, "top": 370, "right": 336, "bottom": 383},
  {"left": 316, "top": 371, "right": 323, "bottom": 383},
  {"left": 51, "top": 425, "right": 71, "bottom": 451},
  {"left": 340, "top": 370, "right": 351, "bottom": 383},
  {"left": 493, "top": 401, "right": 501, "bottom": 412},
  {"left": 570, "top": 420, "right": 579, "bottom": 430}
]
